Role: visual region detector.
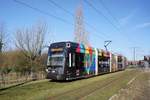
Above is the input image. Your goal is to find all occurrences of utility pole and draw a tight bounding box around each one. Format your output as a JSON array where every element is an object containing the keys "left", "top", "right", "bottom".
[
  {"left": 133, "top": 47, "right": 136, "bottom": 65},
  {"left": 131, "top": 47, "right": 139, "bottom": 66},
  {"left": 104, "top": 40, "right": 112, "bottom": 51}
]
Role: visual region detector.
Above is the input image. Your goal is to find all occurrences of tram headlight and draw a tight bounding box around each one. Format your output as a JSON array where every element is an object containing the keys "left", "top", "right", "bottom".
[{"left": 45, "top": 69, "right": 49, "bottom": 72}]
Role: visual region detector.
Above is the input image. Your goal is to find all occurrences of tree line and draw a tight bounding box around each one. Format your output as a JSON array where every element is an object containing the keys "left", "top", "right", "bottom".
[{"left": 0, "top": 21, "right": 48, "bottom": 87}]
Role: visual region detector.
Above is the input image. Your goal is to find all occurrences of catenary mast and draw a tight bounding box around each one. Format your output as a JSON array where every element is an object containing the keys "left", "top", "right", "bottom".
[{"left": 74, "top": 0, "right": 89, "bottom": 46}]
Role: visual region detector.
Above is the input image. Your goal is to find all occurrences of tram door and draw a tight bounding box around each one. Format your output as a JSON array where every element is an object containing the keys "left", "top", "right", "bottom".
[
  {"left": 67, "top": 52, "right": 84, "bottom": 78},
  {"left": 67, "top": 52, "right": 76, "bottom": 78},
  {"left": 75, "top": 53, "right": 84, "bottom": 76}
]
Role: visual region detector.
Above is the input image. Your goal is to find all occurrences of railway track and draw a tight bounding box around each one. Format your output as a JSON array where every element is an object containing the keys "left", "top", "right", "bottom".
[
  {"left": 0, "top": 69, "right": 141, "bottom": 100},
  {"left": 48, "top": 76, "right": 116, "bottom": 100},
  {"left": 48, "top": 69, "right": 139, "bottom": 100}
]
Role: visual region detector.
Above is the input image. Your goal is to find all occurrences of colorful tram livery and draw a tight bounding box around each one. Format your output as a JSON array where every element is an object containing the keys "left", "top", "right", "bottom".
[{"left": 46, "top": 42, "right": 127, "bottom": 80}]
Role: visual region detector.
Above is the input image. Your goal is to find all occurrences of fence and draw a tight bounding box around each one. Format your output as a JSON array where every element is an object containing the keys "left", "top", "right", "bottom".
[{"left": 0, "top": 71, "right": 46, "bottom": 89}]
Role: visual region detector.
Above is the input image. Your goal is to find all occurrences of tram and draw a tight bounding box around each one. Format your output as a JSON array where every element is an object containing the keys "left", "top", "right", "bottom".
[{"left": 46, "top": 41, "right": 127, "bottom": 80}]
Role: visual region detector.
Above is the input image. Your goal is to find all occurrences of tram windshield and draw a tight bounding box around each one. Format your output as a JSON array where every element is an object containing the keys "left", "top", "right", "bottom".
[{"left": 48, "top": 54, "right": 64, "bottom": 66}]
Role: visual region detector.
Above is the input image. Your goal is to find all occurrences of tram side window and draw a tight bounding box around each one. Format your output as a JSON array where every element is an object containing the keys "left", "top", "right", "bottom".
[
  {"left": 72, "top": 53, "right": 75, "bottom": 66},
  {"left": 69, "top": 53, "right": 71, "bottom": 67},
  {"left": 68, "top": 53, "right": 76, "bottom": 67},
  {"left": 98, "top": 56, "right": 101, "bottom": 67},
  {"left": 98, "top": 56, "right": 104, "bottom": 66}
]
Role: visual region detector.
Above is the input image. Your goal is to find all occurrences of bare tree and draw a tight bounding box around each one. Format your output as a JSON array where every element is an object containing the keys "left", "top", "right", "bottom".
[
  {"left": 0, "top": 22, "right": 7, "bottom": 87},
  {"left": 15, "top": 22, "right": 47, "bottom": 79}
]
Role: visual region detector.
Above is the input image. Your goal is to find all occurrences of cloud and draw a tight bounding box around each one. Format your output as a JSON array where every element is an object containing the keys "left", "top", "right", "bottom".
[
  {"left": 119, "top": 10, "right": 137, "bottom": 26},
  {"left": 135, "top": 22, "right": 150, "bottom": 29}
]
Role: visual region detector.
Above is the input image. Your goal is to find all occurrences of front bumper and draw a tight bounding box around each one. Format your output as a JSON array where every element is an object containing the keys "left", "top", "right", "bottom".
[{"left": 46, "top": 72, "right": 65, "bottom": 80}]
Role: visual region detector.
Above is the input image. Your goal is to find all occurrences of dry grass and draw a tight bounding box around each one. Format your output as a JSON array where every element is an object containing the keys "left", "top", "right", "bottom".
[
  {"left": 0, "top": 69, "right": 143, "bottom": 100},
  {"left": 110, "top": 68, "right": 150, "bottom": 100}
]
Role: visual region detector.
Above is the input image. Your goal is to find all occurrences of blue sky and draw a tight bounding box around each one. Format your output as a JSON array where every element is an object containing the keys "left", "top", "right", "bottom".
[{"left": 0, "top": 0, "right": 150, "bottom": 60}]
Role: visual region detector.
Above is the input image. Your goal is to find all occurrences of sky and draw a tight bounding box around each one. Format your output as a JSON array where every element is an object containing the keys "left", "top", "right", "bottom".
[{"left": 0, "top": 0, "right": 150, "bottom": 60}]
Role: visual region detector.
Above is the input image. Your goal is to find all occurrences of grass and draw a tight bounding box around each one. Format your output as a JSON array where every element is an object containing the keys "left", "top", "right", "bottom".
[
  {"left": 0, "top": 69, "right": 140, "bottom": 100},
  {"left": 110, "top": 69, "right": 150, "bottom": 100},
  {"left": 51, "top": 69, "right": 139, "bottom": 100}
]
